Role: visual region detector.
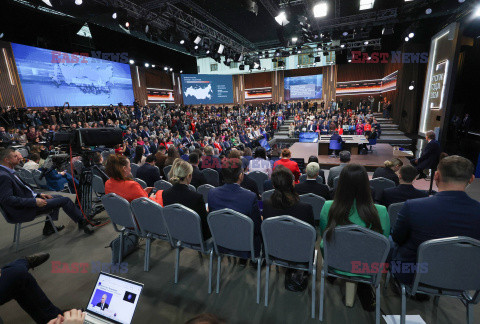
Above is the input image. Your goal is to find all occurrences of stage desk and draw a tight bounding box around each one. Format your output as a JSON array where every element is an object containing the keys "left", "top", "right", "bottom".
[{"left": 318, "top": 135, "right": 369, "bottom": 155}]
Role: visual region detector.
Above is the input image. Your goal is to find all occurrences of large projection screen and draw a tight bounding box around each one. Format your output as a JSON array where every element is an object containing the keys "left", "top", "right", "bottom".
[
  {"left": 418, "top": 23, "right": 459, "bottom": 137},
  {"left": 181, "top": 74, "right": 233, "bottom": 105},
  {"left": 11, "top": 43, "right": 135, "bottom": 107},
  {"left": 284, "top": 74, "right": 323, "bottom": 101}
]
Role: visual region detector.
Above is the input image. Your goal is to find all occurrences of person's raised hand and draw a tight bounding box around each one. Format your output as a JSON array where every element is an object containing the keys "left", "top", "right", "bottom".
[
  {"left": 36, "top": 198, "right": 47, "bottom": 207},
  {"left": 62, "top": 309, "right": 85, "bottom": 324}
]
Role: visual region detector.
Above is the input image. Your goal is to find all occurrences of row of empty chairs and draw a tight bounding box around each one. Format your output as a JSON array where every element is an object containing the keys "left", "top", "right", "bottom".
[{"left": 101, "top": 193, "right": 480, "bottom": 323}]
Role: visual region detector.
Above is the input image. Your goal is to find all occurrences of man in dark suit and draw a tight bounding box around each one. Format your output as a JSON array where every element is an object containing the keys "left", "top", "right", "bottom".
[
  {"left": 392, "top": 156, "right": 480, "bottom": 285},
  {"left": 208, "top": 158, "right": 262, "bottom": 258},
  {"left": 96, "top": 294, "right": 109, "bottom": 310},
  {"left": 295, "top": 162, "right": 330, "bottom": 200},
  {"left": 0, "top": 148, "right": 93, "bottom": 235},
  {"left": 149, "top": 138, "right": 159, "bottom": 155},
  {"left": 411, "top": 130, "right": 441, "bottom": 179},
  {"left": 136, "top": 155, "right": 161, "bottom": 187},
  {"left": 188, "top": 153, "right": 207, "bottom": 188},
  {"left": 381, "top": 165, "right": 428, "bottom": 207},
  {"left": 327, "top": 151, "right": 350, "bottom": 188}
]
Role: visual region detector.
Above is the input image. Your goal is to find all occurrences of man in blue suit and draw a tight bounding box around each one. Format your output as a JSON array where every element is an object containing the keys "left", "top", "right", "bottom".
[
  {"left": 411, "top": 130, "right": 441, "bottom": 179},
  {"left": 392, "top": 156, "right": 480, "bottom": 285},
  {"left": 0, "top": 148, "right": 93, "bottom": 236},
  {"left": 208, "top": 157, "right": 262, "bottom": 258},
  {"left": 380, "top": 165, "right": 428, "bottom": 207}
]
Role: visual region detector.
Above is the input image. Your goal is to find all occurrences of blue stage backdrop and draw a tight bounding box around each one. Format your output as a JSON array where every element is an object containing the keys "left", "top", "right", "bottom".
[
  {"left": 284, "top": 74, "right": 323, "bottom": 101},
  {"left": 11, "top": 43, "right": 135, "bottom": 107},
  {"left": 181, "top": 74, "right": 233, "bottom": 105},
  {"left": 299, "top": 132, "right": 319, "bottom": 143}
]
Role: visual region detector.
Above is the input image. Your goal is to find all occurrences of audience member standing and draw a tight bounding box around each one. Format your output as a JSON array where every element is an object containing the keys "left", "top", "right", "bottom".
[{"left": 411, "top": 130, "right": 441, "bottom": 179}]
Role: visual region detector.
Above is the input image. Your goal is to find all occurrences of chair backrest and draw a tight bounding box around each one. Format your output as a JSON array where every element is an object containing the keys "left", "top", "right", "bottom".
[
  {"left": 130, "top": 163, "right": 140, "bottom": 178},
  {"left": 333, "top": 176, "right": 340, "bottom": 190},
  {"left": 299, "top": 193, "right": 326, "bottom": 221},
  {"left": 207, "top": 209, "right": 255, "bottom": 259},
  {"left": 329, "top": 139, "right": 342, "bottom": 150},
  {"left": 162, "top": 204, "right": 207, "bottom": 251},
  {"left": 197, "top": 184, "right": 214, "bottom": 203},
  {"left": 0, "top": 205, "right": 14, "bottom": 224},
  {"left": 130, "top": 198, "right": 168, "bottom": 239},
  {"left": 92, "top": 175, "right": 105, "bottom": 195},
  {"left": 163, "top": 165, "right": 172, "bottom": 180},
  {"left": 73, "top": 160, "right": 84, "bottom": 175},
  {"left": 248, "top": 171, "right": 269, "bottom": 194},
  {"left": 262, "top": 189, "right": 275, "bottom": 202},
  {"left": 154, "top": 179, "right": 172, "bottom": 191},
  {"left": 411, "top": 236, "right": 480, "bottom": 294},
  {"left": 299, "top": 174, "right": 323, "bottom": 184},
  {"left": 101, "top": 193, "right": 139, "bottom": 234},
  {"left": 17, "top": 168, "right": 36, "bottom": 187},
  {"left": 188, "top": 184, "right": 196, "bottom": 192},
  {"left": 101, "top": 150, "right": 112, "bottom": 161},
  {"left": 370, "top": 177, "right": 395, "bottom": 202},
  {"left": 32, "top": 169, "right": 47, "bottom": 187},
  {"left": 261, "top": 216, "right": 316, "bottom": 270},
  {"left": 134, "top": 178, "right": 147, "bottom": 189},
  {"left": 201, "top": 168, "right": 220, "bottom": 187},
  {"left": 323, "top": 225, "right": 389, "bottom": 286},
  {"left": 18, "top": 148, "right": 29, "bottom": 158},
  {"left": 387, "top": 202, "right": 405, "bottom": 228}
]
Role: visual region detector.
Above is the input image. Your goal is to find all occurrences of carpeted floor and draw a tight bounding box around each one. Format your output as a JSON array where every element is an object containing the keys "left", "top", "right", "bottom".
[{"left": 0, "top": 181, "right": 479, "bottom": 324}]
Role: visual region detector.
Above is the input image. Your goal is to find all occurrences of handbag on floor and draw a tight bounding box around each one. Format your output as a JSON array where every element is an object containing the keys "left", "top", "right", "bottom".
[{"left": 108, "top": 233, "right": 139, "bottom": 263}]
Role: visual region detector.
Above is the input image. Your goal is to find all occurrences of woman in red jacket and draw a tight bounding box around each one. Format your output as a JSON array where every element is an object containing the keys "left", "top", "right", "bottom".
[
  {"left": 104, "top": 155, "right": 163, "bottom": 206},
  {"left": 273, "top": 149, "right": 301, "bottom": 183}
]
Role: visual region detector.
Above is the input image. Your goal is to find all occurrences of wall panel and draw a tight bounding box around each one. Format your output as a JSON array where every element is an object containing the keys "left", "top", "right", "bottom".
[{"left": 0, "top": 41, "right": 26, "bottom": 108}]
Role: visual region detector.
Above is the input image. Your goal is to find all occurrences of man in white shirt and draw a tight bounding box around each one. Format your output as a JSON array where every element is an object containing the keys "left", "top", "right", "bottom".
[{"left": 23, "top": 153, "right": 40, "bottom": 171}]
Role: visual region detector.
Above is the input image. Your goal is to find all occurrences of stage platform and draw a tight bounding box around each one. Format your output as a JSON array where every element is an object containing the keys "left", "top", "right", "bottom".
[{"left": 289, "top": 142, "right": 410, "bottom": 171}]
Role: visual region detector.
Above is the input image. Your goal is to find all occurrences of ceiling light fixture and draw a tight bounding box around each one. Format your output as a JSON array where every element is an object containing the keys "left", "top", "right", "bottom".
[{"left": 313, "top": 2, "right": 328, "bottom": 18}]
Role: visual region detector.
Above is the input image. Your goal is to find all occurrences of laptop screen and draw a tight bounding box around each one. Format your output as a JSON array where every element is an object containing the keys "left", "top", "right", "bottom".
[{"left": 86, "top": 272, "right": 143, "bottom": 324}]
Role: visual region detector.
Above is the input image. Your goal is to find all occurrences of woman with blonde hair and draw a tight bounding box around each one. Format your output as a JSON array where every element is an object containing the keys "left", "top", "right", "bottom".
[
  {"left": 104, "top": 154, "right": 163, "bottom": 205},
  {"left": 163, "top": 158, "right": 210, "bottom": 238},
  {"left": 372, "top": 158, "right": 403, "bottom": 186}
]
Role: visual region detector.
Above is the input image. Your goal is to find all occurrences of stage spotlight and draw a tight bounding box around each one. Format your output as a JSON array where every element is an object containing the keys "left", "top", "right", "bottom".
[
  {"left": 152, "top": 64, "right": 155, "bottom": 68},
  {"left": 125, "top": 21, "right": 130, "bottom": 28},
  {"left": 475, "top": 6, "right": 480, "bottom": 17},
  {"left": 206, "top": 50, "right": 210, "bottom": 54},
  {"left": 180, "top": 70, "right": 183, "bottom": 73},
  {"left": 42, "top": 0, "right": 53, "bottom": 7},
  {"left": 75, "top": 0, "right": 82, "bottom": 5},
  {"left": 458, "top": 0, "right": 465, "bottom": 2},
  {"left": 112, "top": 12, "right": 117, "bottom": 19},
  {"left": 129, "top": 59, "right": 134, "bottom": 64},
  {"left": 145, "top": 63, "right": 149, "bottom": 67},
  {"left": 408, "top": 32, "right": 414, "bottom": 38},
  {"left": 194, "top": 35, "right": 202, "bottom": 44},
  {"left": 368, "top": 56, "right": 371, "bottom": 60},
  {"left": 409, "top": 81, "right": 415, "bottom": 90},
  {"left": 292, "top": 37, "right": 298, "bottom": 43},
  {"left": 217, "top": 44, "right": 224, "bottom": 54},
  {"left": 364, "top": 41, "right": 369, "bottom": 45},
  {"left": 342, "top": 31, "right": 348, "bottom": 36},
  {"left": 313, "top": 2, "right": 328, "bottom": 18},
  {"left": 405, "top": 36, "right": 409, "bottom": 42},
  {"left": 170, "top": 68, "right": 173, "bottom": 71},
  {"left": 275, "top": 11, "right": 289, "bottom": 25},
  {"left": 382, "top": 26, "right": 394, "bottom": 35},
  {"left": 426, "top": 8, "right": 432, "bottom": 14},
  {"left": 340, "top": 44, "right": 345, "bottom": 48},
  {"left": 180, "top": 39, "right": 185, "bottom": 44},
  {"left": 0, "top": 33, "right": 3, "bottom": 39},
  {"left": 164, "top": 67, "right": 168, "bottom": 71},
  {"left": 194, "top": 45, "right": 199, "bottom": 50}
]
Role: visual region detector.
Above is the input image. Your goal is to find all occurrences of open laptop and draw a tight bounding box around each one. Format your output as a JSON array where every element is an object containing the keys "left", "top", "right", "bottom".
[{"left": 84, "top": 272, "right": 144, "bottom": 324}]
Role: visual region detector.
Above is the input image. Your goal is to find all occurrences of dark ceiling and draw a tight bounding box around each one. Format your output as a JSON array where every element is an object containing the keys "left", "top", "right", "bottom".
[{"left": 0, "top": 0, "right": 478, "bottom": 68}]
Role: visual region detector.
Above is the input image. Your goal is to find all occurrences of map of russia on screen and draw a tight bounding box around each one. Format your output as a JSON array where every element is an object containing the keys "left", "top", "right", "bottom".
[{"left": 181, "top": 74, "right": 234, "bottom": 105}]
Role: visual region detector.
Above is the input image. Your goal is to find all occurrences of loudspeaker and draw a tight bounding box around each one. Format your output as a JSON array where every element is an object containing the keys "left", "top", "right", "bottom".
[{"left": 76, "top": 128, "right": 123, "bottom": 147}]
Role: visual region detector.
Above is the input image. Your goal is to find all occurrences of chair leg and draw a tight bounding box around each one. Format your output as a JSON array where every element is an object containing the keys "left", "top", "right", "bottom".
[
  {"left": 13, "top": 224, "right": 18, "bottom": 243},
  {"left": 311, "top": 268, "right": 316, "bottom": 319},
  {"left": 467, "top": 303, "right": 473, "bottom": 324},
  {"left": 264, "top": 264, "right": 270, "bottom": 307},
  {"left": 319, "top": 270, "right": 325, "bottom": 321},
  {"left": 401, "top": 285, "right": 406, "bottom": 324},
  {"left": 208, "top": 250, "right": 213, "bottom": 294},
  {"left": 384, "top": 271, "right": 391, "bottom": 290},
  {"left": 433, "top": 295, "right": 439, "bottom": 306},
  {"left": 49, "top": 216, "right": 58, "bottom": 234},
  {"left": 144, "top": 237, "right": 151, "bottom": 272},
  {"left": 15, "top": 224, "right": 21, "bottom": 252},
  {"left": 216, "top": 255, "right": 221, "bottom": 294},
  {"left": 375, "top": 285, "right": 381, "bottom": 324},
  {"left": 118, "top": 232, "right": 123, "bottom": 264},
  {"left": 174, "top": 247, "right": 180, "bottom": 284},
  {"left": 345, "top": 282, "right": 357, "bottom": 307},
  {"left": 256, "top": 259, "right": 261, "bottom": 304}
]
